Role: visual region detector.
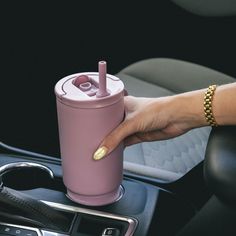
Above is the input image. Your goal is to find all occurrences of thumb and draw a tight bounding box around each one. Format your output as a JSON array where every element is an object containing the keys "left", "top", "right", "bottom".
[{"left": 93, "top": 119, "right": 135, "bottom": 160}]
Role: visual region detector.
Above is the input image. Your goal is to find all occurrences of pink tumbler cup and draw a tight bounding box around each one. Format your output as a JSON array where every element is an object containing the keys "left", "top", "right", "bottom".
[{"left": 55, "top": 61, "right": 125, "bottom": 206}]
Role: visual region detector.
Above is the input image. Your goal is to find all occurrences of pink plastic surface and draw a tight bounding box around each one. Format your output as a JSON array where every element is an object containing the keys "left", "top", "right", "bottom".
[
  {"left": 96, "top": 61, "right": 110, "bottom": 98},
  {"left": 55, "top": 63, "right": 125, "bottom": 206}
]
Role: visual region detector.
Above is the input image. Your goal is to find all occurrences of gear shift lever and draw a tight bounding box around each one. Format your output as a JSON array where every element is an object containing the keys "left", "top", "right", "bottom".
[{"left": 0, "top": 162, "right": 71, "bottom": 232}]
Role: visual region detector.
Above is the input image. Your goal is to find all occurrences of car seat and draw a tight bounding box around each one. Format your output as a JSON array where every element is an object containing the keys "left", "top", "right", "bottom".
[{"left": 116, "top": 0, "right": 236, "bottom": 181}]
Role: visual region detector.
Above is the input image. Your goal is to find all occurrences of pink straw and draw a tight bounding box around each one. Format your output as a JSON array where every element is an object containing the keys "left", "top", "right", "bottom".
[{"left": 96, "top": 61, "right": 110, "bottom": 97}]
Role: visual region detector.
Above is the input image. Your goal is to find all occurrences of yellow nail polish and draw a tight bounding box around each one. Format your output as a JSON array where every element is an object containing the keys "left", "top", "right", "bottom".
[{"left": 93, "top": 146, "right": 108, "bottom": 160}]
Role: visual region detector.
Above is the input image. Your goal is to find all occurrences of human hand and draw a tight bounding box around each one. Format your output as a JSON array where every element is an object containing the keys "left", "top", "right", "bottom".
[{"left": 93, "top": 92, "right": 207, "bottom": 160}]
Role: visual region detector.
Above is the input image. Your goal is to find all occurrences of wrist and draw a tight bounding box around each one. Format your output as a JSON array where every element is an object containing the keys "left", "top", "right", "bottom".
[
  {"left": 171, "top": 90, "right": 208, "bottom": 129},
  {"left": 212, "top": 83, "right": 235, "bottom": 126}
]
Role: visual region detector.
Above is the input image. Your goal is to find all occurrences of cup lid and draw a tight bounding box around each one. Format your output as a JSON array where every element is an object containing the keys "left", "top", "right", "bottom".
[{"left": 55, "top": 72, "right": 124, "bottom": 108}]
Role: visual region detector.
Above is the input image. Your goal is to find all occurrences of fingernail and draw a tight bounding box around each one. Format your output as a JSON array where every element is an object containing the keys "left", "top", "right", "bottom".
[{"left": 93, "top": 146, "right": 108, "bottom": 160}]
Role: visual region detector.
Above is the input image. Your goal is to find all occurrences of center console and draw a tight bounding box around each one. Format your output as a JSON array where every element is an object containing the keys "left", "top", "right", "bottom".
[{"left": 0, "top": 144, "right": 197, "bottom": 236}]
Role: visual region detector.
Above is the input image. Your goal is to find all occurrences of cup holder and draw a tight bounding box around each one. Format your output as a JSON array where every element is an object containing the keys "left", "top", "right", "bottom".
[
  {"left": 0, "top": 162, "right": 55, "bottom": 190},
  {"left": 66, "top": 184, "right": 125, "bottom": 207},
  {"left": 114, "top": 184, "right": 125, "bottom": 203}
]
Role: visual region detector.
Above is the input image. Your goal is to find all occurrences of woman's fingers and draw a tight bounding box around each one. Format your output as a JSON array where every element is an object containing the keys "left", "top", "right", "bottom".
[
  {"left": 124, "top": 131, "right": 165, "bottom": 146},
  {"left": 124, "top": 128, "right": 186, "bottom": 146},
  {"left": 93, "top": 96, "right": 172, "bottom": 160},
  {"left": 93, "top": 119, "right": 136, "bottom": 160}
]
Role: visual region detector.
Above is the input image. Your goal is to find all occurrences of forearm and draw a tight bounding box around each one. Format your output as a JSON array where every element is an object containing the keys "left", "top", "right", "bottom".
[
  {"left": 213, "top": 82, "right": 236, "bottom": 125},
  {"left": 93, "top": 82, "right": 236, "bottom": 159},
  {"left": 173, "top": 82, "right": 236, "bottom": 129}
]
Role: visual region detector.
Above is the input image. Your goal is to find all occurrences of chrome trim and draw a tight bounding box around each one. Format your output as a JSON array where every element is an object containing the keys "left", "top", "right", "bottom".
[
  {"left": 0, "top": 162, "right": 54, "bottom": 179},
  {"left": 42, "top": 200, "right": 138, "bottom": 236},
  {"left": 0, "top": 199, "right": 138, "bottom": 236},
  {"left": 41, "top": 230, "right": 69, "bottom": 236},
  {"left": 0, "top": 222, "right": 43, "bottom": 236},
  {"left": 114, "top": 184, "right": 125, "bottom": 203},
  {"left": 0, "top": 222, "right": 69, "bottom": 236}
]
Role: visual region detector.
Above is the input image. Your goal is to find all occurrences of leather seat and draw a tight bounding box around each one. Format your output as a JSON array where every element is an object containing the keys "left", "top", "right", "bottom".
[{"left": 116, "top": 58, "right": 235, "bottom": 181}]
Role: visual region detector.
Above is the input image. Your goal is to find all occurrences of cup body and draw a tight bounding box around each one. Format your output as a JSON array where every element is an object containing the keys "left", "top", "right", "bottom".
[{"left": 55, "top": 72, "right": 124, "bottom": 206}]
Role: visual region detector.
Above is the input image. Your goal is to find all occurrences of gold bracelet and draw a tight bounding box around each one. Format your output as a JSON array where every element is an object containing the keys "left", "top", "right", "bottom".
[{"left": 204, "top": 85, "right": 218, "bottom": 126}]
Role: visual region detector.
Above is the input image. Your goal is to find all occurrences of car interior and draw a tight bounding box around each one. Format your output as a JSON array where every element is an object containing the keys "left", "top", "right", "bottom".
[{"left": 1, "top": 0, "right": 236, "bottom": 235}]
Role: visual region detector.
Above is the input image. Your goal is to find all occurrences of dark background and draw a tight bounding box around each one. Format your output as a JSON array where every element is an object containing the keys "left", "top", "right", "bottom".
[{"left": 1, "top": 1, "right": 236, "bottom": 157}]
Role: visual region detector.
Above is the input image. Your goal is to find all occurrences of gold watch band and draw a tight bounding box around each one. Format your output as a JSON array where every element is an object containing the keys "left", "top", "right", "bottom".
[{"left": 204, "top": 85, "right": 218, "bottom": 127}]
